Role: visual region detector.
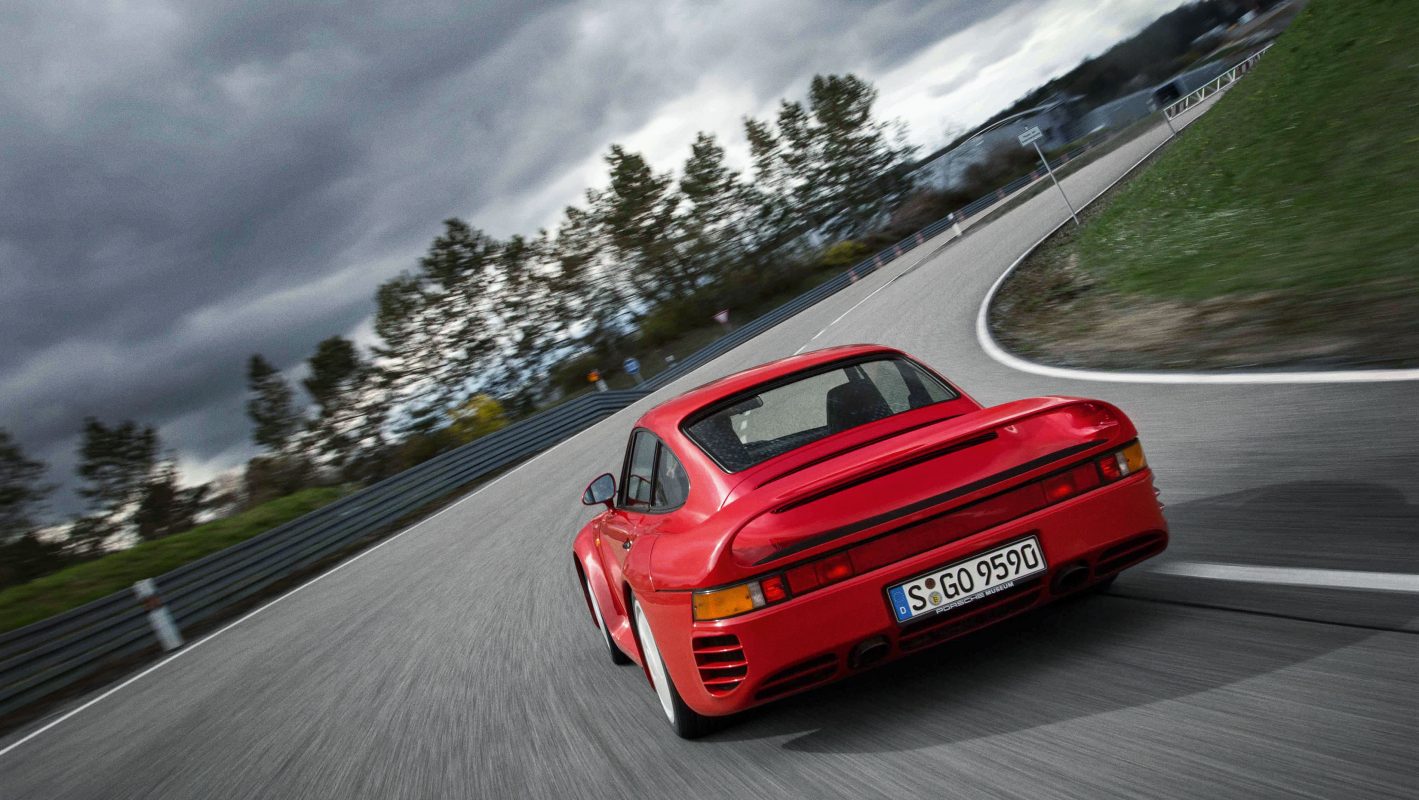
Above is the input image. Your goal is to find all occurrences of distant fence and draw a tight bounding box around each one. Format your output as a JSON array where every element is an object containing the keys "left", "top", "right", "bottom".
[
  {"left": 1165, "top": 44, "right": 1272, "bottom": 120},
  {"left": 0, "top": 102, "right": 1177, "bottom": 719}
]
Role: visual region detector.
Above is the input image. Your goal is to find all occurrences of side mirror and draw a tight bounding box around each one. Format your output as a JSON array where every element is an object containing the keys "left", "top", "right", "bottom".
[{"left": 582, "top": 473, "right": 616, "bottom": 509}]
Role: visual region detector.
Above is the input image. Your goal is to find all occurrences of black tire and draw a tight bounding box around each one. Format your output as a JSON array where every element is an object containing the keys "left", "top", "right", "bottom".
[
  {"left": 1091, "top": 574, "right": 1118, "bottom": 594},
  {"left": 583, "top": 573, "right": 632, "bottom": 665},
  {"left": 633, "top": 599, "right": 718, "bottom": 740}
]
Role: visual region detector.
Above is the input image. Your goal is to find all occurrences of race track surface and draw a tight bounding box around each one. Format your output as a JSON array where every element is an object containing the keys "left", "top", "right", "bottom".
[{"left": 3, "top": 100, "right": 1416, "bottom": 799}]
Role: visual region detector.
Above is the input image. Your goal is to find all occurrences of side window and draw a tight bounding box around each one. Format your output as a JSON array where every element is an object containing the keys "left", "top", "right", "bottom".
[
  {"left": 653, "top": 445, "right": 690, "bottom": 509},
  {"left": 623, "top": 432, "right": 657, "bottom": 508}
]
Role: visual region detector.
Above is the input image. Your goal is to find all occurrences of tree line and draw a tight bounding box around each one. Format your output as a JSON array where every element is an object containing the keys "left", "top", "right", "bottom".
[{"left": 0, "top": 74, "right": 920, "bottom": 587}]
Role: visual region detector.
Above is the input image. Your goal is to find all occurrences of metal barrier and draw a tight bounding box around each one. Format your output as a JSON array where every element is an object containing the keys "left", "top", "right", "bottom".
[
  {"left": 1165, "top": 44, "right": 1272, "bottom": 119},
  {"left": 0, "top": 106, "right": 1166, "bottom": 718}
]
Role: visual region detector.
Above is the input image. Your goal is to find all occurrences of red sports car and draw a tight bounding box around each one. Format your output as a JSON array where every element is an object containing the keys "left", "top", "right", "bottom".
[{"left": 572, "top": 344, "right": 1167, "bottom": 738}]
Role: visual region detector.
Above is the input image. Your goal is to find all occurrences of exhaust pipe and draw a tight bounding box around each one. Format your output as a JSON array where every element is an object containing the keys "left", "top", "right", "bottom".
[
  {"left": 1051, "top": 564, "right": 1090, "bottom": 594},
  {"left": 849, "top": 636, "right": 890, "bottom": 669}
]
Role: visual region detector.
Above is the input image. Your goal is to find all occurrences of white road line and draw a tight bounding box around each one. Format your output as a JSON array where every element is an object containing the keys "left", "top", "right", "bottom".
[
  {"left": 1150, "top": 562, "right": 1419, "bottom": 593},
  {"left": 0, "top": 449, "right": 562, "bottom": 760}
]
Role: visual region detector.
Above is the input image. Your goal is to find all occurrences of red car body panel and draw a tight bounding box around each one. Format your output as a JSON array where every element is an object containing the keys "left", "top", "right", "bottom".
[{"left": 573, "top": 344, "right": 1168, "bottom": 716}]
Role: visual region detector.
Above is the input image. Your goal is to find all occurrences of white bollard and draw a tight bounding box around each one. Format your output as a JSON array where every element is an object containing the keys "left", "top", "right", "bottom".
[{"left": 133, "top": 578, "right": 184, "bottom": 651}]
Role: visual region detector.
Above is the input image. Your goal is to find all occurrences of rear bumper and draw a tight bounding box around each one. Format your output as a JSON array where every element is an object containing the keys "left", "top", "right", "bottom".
[{"left": 642, "top": 470, "right": 1167, "bottom": 716}]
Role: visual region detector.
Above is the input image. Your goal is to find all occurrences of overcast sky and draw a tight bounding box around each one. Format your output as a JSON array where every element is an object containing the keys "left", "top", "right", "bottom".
[{"left": 0, "top": 0, "right": 1184, "bottom": 514}]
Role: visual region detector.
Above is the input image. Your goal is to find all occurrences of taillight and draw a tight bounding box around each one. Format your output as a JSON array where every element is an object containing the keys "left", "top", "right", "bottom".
[
  {"left": 815, "top": 552, "right": 854, "bottom": 585},
  {"left": 693, "top": 574, "right": 792, "bottom": 621},
  {"left": 760, "top": 574, "right": 790, "bottom": 603},
  {"left": 1097, "top": 441, "right": 1147, "bottom": 482}
]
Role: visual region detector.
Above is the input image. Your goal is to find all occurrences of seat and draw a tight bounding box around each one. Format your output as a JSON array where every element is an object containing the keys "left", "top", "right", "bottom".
[
  {"left": 826, "top": 380, "right": 892, "bottom": 434},
  {"left": 697, "top": 413, "right": 753, "bottom": 471}
]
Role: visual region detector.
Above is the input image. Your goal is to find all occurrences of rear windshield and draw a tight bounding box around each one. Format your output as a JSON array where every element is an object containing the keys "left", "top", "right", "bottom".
[{"left": 683, "top": 357, "right": 957, "bottom": 472}]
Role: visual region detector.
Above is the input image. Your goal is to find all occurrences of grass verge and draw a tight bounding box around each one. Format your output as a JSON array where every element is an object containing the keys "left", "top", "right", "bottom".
[
  {"left": 991, "top": 0, "right": 1419, "bottom": 370},
  {"left": 0, "top": 486, "right": 351, "bottom": 633}
]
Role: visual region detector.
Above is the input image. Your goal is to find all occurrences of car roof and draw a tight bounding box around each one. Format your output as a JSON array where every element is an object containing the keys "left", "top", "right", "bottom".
[{"left": 636, "top": 343, "right": 905, "bottom": 432}]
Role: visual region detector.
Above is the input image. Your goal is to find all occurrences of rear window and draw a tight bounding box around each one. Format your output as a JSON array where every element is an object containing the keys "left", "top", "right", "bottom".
[{"left": 683, "top": 357, "right": 957, "bottom": 472}]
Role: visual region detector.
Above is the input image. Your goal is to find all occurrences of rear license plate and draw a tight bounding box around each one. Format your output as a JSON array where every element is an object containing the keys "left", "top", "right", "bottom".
[{"left": 887, "top": 537, "right": 1047, "bottom": 623}]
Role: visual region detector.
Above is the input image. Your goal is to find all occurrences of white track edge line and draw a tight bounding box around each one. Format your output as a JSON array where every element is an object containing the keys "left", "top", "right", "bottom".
[
  {"left": 973, "top": 116, "right": 1419, "bottom": 385},
  {"left": 1150, "top": 562, "right": 1419, "bottom": 593}
]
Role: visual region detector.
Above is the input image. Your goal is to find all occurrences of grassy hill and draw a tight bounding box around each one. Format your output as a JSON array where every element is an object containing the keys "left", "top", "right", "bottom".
[
  {"left": 1077, "top": 0, "right": 1417, "bottom": 299},
  {"left": 992, "top": 0, "right": 1419, "bottom": 370}
]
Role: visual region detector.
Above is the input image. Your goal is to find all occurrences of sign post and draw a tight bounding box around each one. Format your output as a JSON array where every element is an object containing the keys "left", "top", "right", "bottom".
[
  {"left": 1019, "top": 126, "right": 1079, "bottom": 226},
  {"left": 588, "top": 369, "right": 608, "bottom": 393},
  {"left": 623, "top": 357, "right": 643, "bottom": 385}
]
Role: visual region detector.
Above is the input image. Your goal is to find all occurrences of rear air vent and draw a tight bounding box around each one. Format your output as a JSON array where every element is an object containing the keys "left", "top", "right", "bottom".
[
  {"left": 692, "top": 634, "right": 747, "bottom": 696},
  {"left": 1094, "top": 530, "right": 1167, "bottom": 575},
  {"left": 754, "top": 653, "right": 838, "bottom": 701}
]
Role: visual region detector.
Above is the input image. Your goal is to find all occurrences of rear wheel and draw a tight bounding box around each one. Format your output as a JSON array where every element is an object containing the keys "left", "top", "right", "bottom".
[
  {"left": 633, "top": 599, "right": 716, "bottom": 740},
  {"left": 583, "top": 572, "right": 631, "bottom": 665}
]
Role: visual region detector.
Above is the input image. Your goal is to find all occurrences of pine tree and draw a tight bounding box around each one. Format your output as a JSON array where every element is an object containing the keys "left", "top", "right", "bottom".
[
  {"left": 374, "top": 219, "right": 501, "bottom": 437},
  {"left": 71, "top": 418, "right": 159, "bottom": 553},
  {"left": 598, "top": 145, "right": 691, "bottom": 306},
  {"left": 678, "top": 132, "right": 753, "bottom": 282},
  {"left": 0, "top": 429, "right": 51, "bottom": 539},
  {"left": 303, "top": 336, "right": 388, "bottom": 476},
  {"left": 246, "top": 354, "right": 302, "bottom": 452},
  {"left": 133, "top": 460, "right": 207, "bottom": 541},
  {"left": 804, "top": 74, "right": 917, "bottom": 236}
]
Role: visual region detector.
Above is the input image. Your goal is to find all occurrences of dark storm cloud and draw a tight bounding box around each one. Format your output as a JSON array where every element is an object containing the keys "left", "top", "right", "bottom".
[{"left": 0, "top": 0, "right": 1032, "bottom": 512}]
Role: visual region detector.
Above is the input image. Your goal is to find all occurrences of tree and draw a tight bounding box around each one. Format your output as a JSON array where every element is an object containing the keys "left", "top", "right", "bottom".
[
  {"left": 548, "top": 203, "right": 625, "bottom": 355},
  {"left": 303, "top": 336, "right": 388, "bottom": 477},
  {"left": 0, "top": 428, "right": 50, "bottom": 538},
  {"left": 805, "top": 74, "right": 917, "bottom": 234},
  {"left": 374, "top": 219, "right": 501, "bottom": 437},
  {"left": 71, "top": 418, "right": 159, "bottom": 553},
  {"left": 447, "top": 394, "right": 509, "bottom": 444},
  {"left": 133, "top": 460, "right": 207, "bottom": 541},
  {"left": 743, "top": 74, "right": 917, "bottom": 243},
  {"left": 597, "top": 145, "right": 691, "bottom": 306},
  {"left": 246, "top": 354, "right": 302, "bottom": 452},
  {"left": 0, "top": 429, "right": 66, "bottom": 588},
  {"left": 678, "top": 132, "right": 753, "bottom": 281}
]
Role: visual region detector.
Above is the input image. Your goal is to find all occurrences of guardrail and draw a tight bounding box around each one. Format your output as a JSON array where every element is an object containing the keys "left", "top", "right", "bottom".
[
  {"left": 1165, "top": 44, "right": 1272, "bottom": 119},
  {"left": 0, "top": 107, "right": 1163, "bottom": 720}
]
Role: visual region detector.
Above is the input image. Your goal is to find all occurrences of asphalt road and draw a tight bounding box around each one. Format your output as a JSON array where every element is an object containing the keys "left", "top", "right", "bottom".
[{"left": 3, "top": 99, "right": 1416, "bottom": 799}]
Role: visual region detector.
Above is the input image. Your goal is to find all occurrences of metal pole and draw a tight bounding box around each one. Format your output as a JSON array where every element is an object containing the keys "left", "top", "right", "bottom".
[{"left": 1033, "top": 141, "right": 1079, "bottom": 226}]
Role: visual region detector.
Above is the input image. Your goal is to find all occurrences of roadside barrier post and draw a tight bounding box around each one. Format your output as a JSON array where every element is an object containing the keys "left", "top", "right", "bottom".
[{"left": 133, "top": 578, "right": 184, "bottom": 652}]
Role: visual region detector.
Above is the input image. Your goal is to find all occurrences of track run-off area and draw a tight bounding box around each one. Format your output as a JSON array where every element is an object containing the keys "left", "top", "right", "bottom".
[{"left": 3, "top": 94, "right": 1416, "bottom": 800}]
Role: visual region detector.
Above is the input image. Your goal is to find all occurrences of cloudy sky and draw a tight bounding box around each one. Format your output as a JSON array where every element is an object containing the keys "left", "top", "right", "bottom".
[{"left": 0, "top": 0, "right": 1184, "bottom": 514}]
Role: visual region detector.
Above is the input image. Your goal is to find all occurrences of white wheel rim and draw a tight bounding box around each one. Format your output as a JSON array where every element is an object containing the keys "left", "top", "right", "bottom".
[
  {"left": 634, "top": 601, "right": 676, "bottom": 724},
  {"left": 584, "top": 576, "right": 613, "bottom": 655}
]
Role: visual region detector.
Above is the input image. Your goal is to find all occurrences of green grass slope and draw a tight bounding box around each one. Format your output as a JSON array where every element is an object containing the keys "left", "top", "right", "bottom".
[
  {"left": 1076, "top": 0, "right": 1418, "bottom": 300},
  {"left": 0, "top": 487, "right": 349, "bottom": 633}
]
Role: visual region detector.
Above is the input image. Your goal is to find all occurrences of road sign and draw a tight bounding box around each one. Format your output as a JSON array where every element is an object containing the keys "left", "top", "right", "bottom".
[
  {"left": 713, "top": 309, "right": 730, "bottom": 325},
  {"left": 1017, "top": 126, "right": 1043, "bottom": 146},
  {"left": 623, "top": 357, "right": 640, "bottom": 375}
]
